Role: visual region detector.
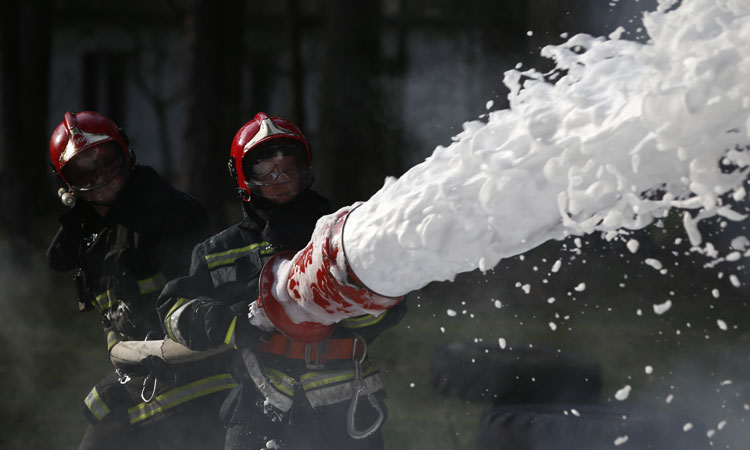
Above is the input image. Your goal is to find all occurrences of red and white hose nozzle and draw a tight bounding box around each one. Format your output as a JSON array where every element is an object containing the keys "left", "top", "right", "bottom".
[{"left": 257, "top": 206, "right": 403, "bottom": 343}]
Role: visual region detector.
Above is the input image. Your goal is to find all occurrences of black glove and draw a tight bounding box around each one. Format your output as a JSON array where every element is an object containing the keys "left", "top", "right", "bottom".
[
  {"left": 139, "top": 354, "right": 169, "bottom": 373},
  {"left": 231, "top": 302, "right": 272, "bottom": 348},
  {"left": 109, "top": 301, "right": 138, "bottom": 337},
  {"left": 47, "top": 208, "right": 85, "bottom": 271},
  {"left": 59, "top": 207, "right": 84, "bottom": 237},
  {"left": 263, "top": 189, "right": 332, "bottom": 251}
]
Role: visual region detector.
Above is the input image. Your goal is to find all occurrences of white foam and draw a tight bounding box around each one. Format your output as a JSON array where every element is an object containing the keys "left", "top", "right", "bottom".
[
  {"left": 341, "top": 0, "right": 750, "bottom": 297},
  {"left": 615, "top": 384, "right": 632, "bottom": 401},
  {"left": 653, "top": 299, "right": 673, "bottom": 315}
]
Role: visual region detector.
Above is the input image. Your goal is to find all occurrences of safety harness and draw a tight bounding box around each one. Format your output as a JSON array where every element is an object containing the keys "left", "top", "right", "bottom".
[{"left": 246, "top": 333, "right": 385, "bottom": 439}]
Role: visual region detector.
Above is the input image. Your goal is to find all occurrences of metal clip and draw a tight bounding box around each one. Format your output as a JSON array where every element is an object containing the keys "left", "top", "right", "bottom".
[
  {"left": 346, "top": 336, "right": 384, "bottom": 440},
  {"left": 141, "top": 372, "right": 158, "bottom": 403},
  {"left": 304, "top": 340, "right": 329, "bottom": 369},
  {"left": 116, "top": 368, "right": 131, "bottom": 385}
]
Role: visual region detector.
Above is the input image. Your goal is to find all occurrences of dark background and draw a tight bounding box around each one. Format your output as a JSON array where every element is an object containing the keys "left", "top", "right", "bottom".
[{"left": 1, "top": 1, "right": 748, "bottom": 449}]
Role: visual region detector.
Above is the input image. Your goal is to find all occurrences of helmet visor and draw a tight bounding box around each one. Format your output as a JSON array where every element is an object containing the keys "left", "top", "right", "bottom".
[
  {"left": 243, "top": 142, "right": 310, "bottom": 197},
  {"left": 61, "top": 142, "right": 125, "bottom": 191}
]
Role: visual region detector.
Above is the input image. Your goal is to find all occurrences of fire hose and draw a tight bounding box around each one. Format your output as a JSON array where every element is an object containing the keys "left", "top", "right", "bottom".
[
  {"left": 256, "top": 205, "right": 404, "bottom": 343},
  {"left": 110, "top": 206, "right": 402, "bottom": 437},
  {"left": 109, "top": 339, "right": 232, "bottom": 366},
  {"left": 255, "top": 205, "right": 403, "bottom": 439},
  {"left": 110, "top": 339, "right": 233, "bottom": 402}
]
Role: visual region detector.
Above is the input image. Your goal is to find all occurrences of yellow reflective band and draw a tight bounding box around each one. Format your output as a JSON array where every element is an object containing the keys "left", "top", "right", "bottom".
[
  {"left": 106, "top": 331, "right": 123, "bottom": 351},
  {"left": 204, "top": 242, "right": 273, "bottom": 269},
  {"left": 84, "top": 387, "right": 111, "bottom": 421},
  {"left": 165, "top": 297, "right": 189, "bottom": 341},
  {"left": 94, "top": 290, "right": 116, "bottom": 312},
  {"left": 300, "top": 364, "right": 379, "bottom": 391},
  {"left": 224, "top": 316, "right": 237, "bottom": 347},
  {"left": 137, "top": 273, "right": 167, "bottom": 295},
  {"left": 128, "top": 373, "right": 237, "bottom": 424},
  {"left": 264, "top": 368, "right": 296, "bottom": 397},
  {"left": 341, "top": 312, "right": 386, "bottom": 329}
]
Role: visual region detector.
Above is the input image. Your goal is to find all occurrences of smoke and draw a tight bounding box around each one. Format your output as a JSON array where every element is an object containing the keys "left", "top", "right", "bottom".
[{"left": 0, "top": 238, "right": 108, "bottom": 449}]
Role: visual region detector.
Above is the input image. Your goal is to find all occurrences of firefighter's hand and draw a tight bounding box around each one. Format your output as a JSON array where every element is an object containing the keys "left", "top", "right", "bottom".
[
  {"left": 110, "top": 301, "right": 138, "bottom": 336},
  {"left": 58, "top": 207, "right": 83, "bottom": 236},
  {"left": 235, "top": 311, "right": 273, "bottom": 347},
  {"left": 140, "top": 354, "right": 168, "bottom": 371}
]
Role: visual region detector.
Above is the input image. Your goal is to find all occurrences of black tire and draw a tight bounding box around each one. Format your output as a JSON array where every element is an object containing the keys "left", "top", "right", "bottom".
[
  {"left": 430, "top": 341, "right": 602, "bottom": 405},
  {"left": 476, "top": 404, "right": 710, "bottom": 450}
]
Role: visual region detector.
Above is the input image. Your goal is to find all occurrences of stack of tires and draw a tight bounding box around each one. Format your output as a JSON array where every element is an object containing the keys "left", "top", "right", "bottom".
[{"left": 431, "top": 341, "right": 709, "bottom": 450}]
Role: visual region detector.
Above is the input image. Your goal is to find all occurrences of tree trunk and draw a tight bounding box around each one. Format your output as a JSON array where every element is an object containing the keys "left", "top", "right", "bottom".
[
  {"left": 181, "top": 0, "right": 245, "bottom": 230},
  {"left": 316, "top": 0, "right": 397, "bottom": 209},
  {"left": 0, "top": 0, "right": 53, "bottom": 255},
  {"left": 286, "top": 0, "right": 305, "bottom": 129}
]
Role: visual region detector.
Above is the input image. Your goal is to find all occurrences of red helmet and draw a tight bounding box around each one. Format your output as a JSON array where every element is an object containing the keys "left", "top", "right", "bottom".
[
  {"left": 50, "top": 111, "right": 131, "bottom": 188},
  {"left": 228, "top": 112, "right": 311, "bottom": 202}
]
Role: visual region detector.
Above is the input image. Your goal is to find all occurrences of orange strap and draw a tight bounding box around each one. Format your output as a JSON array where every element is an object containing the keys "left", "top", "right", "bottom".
[{"left": 258, "top": 333, "right": 362, "bottom": 361}]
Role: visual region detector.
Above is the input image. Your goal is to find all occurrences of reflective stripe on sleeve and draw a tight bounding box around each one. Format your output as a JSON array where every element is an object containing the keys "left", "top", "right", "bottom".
[
  {"left": 164, "top": 297, "right": 197, "bottom": 345},
  {"left": 303, "top": 368, "right": 384, "bottom": 408},
  {"left": 204, "top": 242, "right": 274, "bottom": 270},
  {"left": 84, "top": 386, "right": 112, "bottom": 422},
  {"left": 300, "top": 361, "right": 379, "bottom": 391},
  {"left": 263, "top": 367, "right": 296, "bottom": 397},
  {"left": 341, "top": 312, "right": 386, "bottom": 329},
  {"left": 94, "top": 290, "right": 116, "bottom": 312},
  {"left": 224, "top": 316, "right": 237, "bottom": 347},
  {"left": 127, "top": 373, "right": 237, "bottom": 425},
  {"left": 137, "top": 273, "right": 167, "bottom": 295},
  {"left": 106, "top": 330, "right": 123, "bottom": 351},
  {"left": 240, "top": 348, "right": 293, "bottom": 413}
]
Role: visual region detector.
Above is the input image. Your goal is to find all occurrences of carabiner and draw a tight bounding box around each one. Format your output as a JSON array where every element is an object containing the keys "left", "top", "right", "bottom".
[
  {"left": 141, "top": 372, "right": 158, "bottom": 403},
  {"left": 346, "top": 337, "right": 385, "bottom": 440}
]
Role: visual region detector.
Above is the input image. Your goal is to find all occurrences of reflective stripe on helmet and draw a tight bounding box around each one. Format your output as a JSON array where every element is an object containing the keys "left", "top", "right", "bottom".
[
  {"left": 243, "top": 117, "right": 299, "bottom": 154},
  {"left": 84, "top": 386, "right": 112, "bottom": 422},
  {"left": 60, "top": 130, "right": 112, "bottom": 166},
  {"left": 127, "top": 373, "right": 237, "bottom": 425},
  {"left": 137, "top": 273, "right": 167, "bottom": 295}
]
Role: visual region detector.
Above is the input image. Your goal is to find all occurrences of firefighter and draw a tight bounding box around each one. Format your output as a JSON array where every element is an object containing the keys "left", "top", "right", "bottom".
[
  {"left": 157, "top": 112, "right": 407, "bottom": 450},
  {"left": 47, "top": 110, "right": 234, "bottom": 450}
]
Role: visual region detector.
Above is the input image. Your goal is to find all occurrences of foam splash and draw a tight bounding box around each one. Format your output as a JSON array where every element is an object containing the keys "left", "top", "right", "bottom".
[{"left": 343, "top": 0, "right": 750, "bottom": 297}]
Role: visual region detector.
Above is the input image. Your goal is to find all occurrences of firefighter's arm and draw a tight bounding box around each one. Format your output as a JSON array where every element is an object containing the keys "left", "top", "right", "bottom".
[
  {"left": 339, "top": 296, "right": 409, "bottom": 344},
  {"left": 47, "top": 207, "right": 84, "bottom": 272},
  {"left": 157, "top": 243, "right": 239, "bottom": 351}
]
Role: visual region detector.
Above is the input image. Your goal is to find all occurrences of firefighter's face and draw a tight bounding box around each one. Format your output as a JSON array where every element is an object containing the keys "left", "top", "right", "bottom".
[
  {"left": 248, "top": 154, "right": 302, "bottom": 204},
  {"left": 63, "top": 143, "right": 130, "bottom": 205},
  {"left": 76, "top": 171, "right": 129, "bottom": 205}
]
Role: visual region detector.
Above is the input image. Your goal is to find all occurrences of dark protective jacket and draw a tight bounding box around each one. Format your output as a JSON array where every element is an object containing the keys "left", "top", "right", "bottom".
[
  {"left": 47, "top": 165, "right": 236, "bottom": 427},
  {"left": 157, "top": 189, "right": 407, "bottom": 445}
]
